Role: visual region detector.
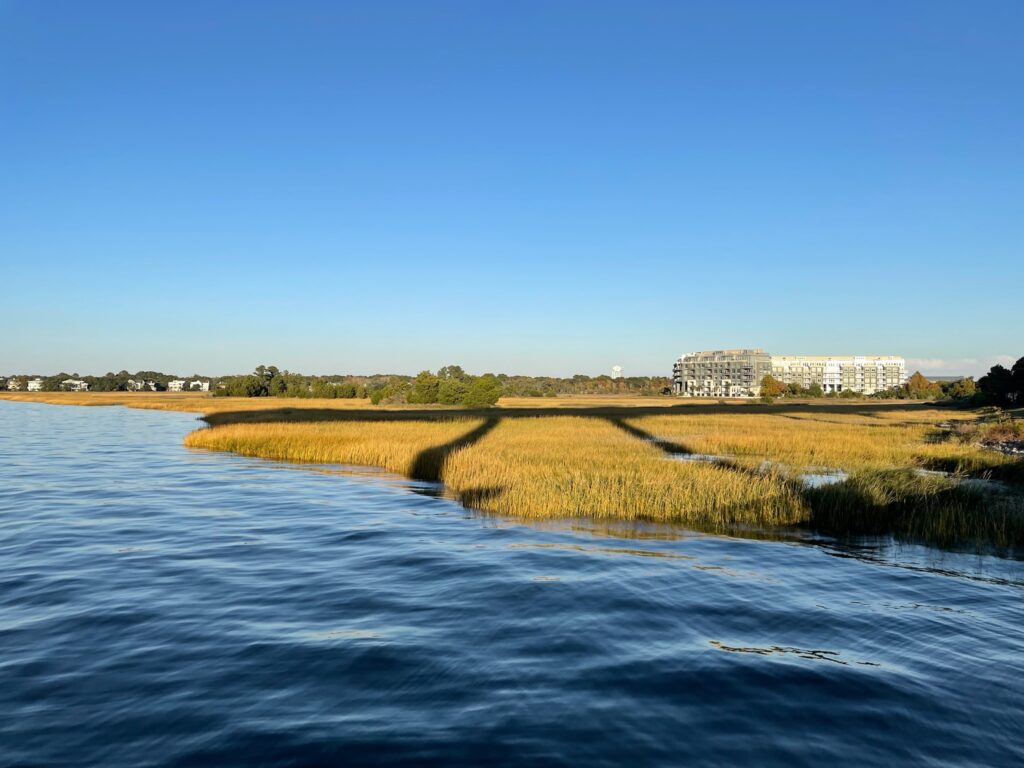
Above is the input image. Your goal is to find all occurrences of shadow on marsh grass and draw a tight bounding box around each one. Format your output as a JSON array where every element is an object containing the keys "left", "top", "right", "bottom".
[
  {"left": 804, "top": 469, "right": 1024, "bottom": 550},
  {"left": 608, "top": 417, "right": 695, "bottom": 455},
  {"left": 409, "top": 417, "right": 501, "bottom": 481},
  {"left": 200, "top": 400, "right": 938, "bottom": 428},
  {"left": 918, "top": 453, "right": 1024, "bottom": 484}
]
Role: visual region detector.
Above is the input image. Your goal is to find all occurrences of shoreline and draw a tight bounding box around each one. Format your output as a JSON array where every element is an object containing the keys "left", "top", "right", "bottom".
[{"left": 4, "top": 393, "right": 1021, "bottom": 549}]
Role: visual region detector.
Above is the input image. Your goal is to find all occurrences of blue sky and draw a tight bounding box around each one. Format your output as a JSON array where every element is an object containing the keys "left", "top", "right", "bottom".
[{"left": 2, "top": 1, "right": 1021, "bottom": 377}]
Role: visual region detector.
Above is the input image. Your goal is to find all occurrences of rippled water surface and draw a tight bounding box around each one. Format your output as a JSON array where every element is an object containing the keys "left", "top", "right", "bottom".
[{"left": 2, "top": 402, "right": 1023, "bottom": 767}]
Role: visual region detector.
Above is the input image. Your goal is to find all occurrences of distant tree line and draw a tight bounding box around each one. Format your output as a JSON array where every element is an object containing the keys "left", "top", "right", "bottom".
[
  {"left": 209, "top": 364, "right": 672, "bottom": 407},
  {"left": 4, "top": 364, "right": 671, "bottom": 402},
  {"left": 214, "top": 366, "right": 368, "bottom": 399},
  {"left": 498, "top": 373, "right": 672, "bottom": 397},
  {"left": 369, "top": 365, "right": 503, "bottom": 407},
  {"left": 867, "top": 372, "right": 971, "bottom": 400}
]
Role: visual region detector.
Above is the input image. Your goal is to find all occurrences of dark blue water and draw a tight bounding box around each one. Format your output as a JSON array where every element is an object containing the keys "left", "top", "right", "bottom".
[{"left": 2, "top": 402, "right": 1023, "bottom": 767}]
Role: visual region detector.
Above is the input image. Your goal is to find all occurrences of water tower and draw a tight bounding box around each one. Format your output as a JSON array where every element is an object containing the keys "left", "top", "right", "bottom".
[{"left": 612, "top": 365, "right": 623, "bottom": 378}]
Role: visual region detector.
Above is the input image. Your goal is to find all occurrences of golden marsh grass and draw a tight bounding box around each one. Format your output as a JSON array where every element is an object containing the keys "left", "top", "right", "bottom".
[
  {"left": 628, "top": 410, "right": 1015, "bottom": 475},
  {"left": 184, "top": 419, "right": 483, "bottom": 477},
  {"left": 185, "top": 416, "right": 808, "bottom": 528},
  {"left": 443, "top": 417, "right": 806, "bottom": 526},
  {"left": 5, "top": 392, "right": 1021, "bottom": 545}
]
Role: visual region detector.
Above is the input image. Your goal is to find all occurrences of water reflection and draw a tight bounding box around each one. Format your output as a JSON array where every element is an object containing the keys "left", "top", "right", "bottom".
[
  {"left": 507, "top": 542, "right": 694, "bottom": 560},
  {"left": 194, "top": 442, "right": 1024, "bottom": 577}
]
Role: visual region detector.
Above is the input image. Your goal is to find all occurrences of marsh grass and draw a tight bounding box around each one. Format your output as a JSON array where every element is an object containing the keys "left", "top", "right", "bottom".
[
  {"left": 632, "top": 411, "right": 1024, "bottom": 546},
  {"left": 804, "top": 469, "right": 1024, "bottom": 548},
  {"left": 8, "top": 392, "right": 1022, "bottom": 546},
  {"left": 948, "top": 415, "right": 1024, "bottom": 446},
  {"left": 629, "top": 411, "right": 1016, "bottom": 476},
  {"left": 184, "top": 419, "right": 484, "bottom": 477},
  {"left": 442, "top": 417, "right": 807, "bottom": 527},
  {"left": 185, "top": 407, "right": 1023, "bottom": 546},
  {"left": 185, "top": 416, "right": 808, "bottom": 528}
]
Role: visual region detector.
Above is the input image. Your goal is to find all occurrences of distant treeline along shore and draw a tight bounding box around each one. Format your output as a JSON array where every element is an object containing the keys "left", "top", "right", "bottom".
[
  {"left": 1, "top": 366, "right": 671, "bottom": 406},
  {"left": 3, "top": 358, "right": 1022, "bottom": 408}
]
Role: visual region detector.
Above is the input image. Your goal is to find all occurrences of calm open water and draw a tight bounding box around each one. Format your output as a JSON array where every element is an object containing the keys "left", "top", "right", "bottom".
[{"left": 1, "top": 402, "right": 1023, "bottom": 767}]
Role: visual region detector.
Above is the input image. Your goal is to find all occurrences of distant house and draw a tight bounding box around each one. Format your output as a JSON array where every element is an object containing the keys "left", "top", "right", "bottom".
[
  {"left": 6, "top": 379, "right": 23, "bottom": 391},
  {"left": 169, "top": 379, "right": 210, "bottom": 392},
  {"left": 125, "top": 379, "right": 157, "bottom": 392},
  {"left": 27, "top": 379, "right": 45, "bottom": 392},
  {"left": 62, "top": 379, "right": 90, "bottom": 392}
]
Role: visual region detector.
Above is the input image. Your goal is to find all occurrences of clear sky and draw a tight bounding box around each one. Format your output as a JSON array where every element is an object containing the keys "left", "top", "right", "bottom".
[{"left": 2, "top": 1, "right": 1021, "bottom": 378}]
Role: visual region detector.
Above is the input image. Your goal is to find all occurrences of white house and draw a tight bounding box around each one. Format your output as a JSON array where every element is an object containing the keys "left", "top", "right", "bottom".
[
  {"left": 27, "top": 379, "right": 44, "bottom": 392},
  {"left": 168, "top": 379, "right": 210, "bottom": 392},
  {"left": 6, "top": 379, "right": 22, "bottom": 391},
  {"left": 62, "top": 379, "right": 90, "bottom": 392},
  {"left": 126, "top": 379, "right": 157, "bottom": 392}
]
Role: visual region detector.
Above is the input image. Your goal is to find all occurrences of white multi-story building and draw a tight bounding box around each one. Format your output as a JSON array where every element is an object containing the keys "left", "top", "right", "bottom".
[
  {"left": 27, "top": 379, "right": 44, "bottom": 392},
  {"left": 126, "top": 379, "right": 157, "bottom": 392},
  {"left": 770, "top": 356, "right": 906, "bottom": 395},
  {"left": 673, "top": 350, "right": 907, "bottom": 397},
  {"left": 167, "top": 379, "right": 186, "bottom": 392},
  {"left": 61, "top": 379, "right": 90, "bottom": 392}
]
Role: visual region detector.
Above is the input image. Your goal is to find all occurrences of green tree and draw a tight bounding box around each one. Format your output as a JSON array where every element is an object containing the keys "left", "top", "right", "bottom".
[
  {"left": 42, "top": 374, "right": 70, "bottom": 392},
  {"left": 437, "top": 377, "right": 469, "bottom": 405},
  {"left": 943, "top": 377, "right": 976, "bottom": 400},
  {"left": 1013, "top": 357, "right": 1024, "bottom": 400},
  {"left": 461, "top": 374, "right": 503, "bottom": 407},
  {"left": 309, "top": 378, "right": 337, "bottom": 399},
  {"left": 268, "top": 375, "right": 287, "bottom": 396},
  {"left": 437, "top": 365, "right": 467, "bottom": 381},
  {"left": 977, "top": 359, "right": 1023, "bottom": 406},
  {"left": 370, "top": 377, "right": 410, "bottom": 405},
  {"left": 407, "top": 371, "right": 441, "bottom": 404}
]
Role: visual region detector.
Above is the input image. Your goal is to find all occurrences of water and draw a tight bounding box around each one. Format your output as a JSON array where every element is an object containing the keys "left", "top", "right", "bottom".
[{"left": 2, "top": 402, "right": 1023, "bottom": 767}]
